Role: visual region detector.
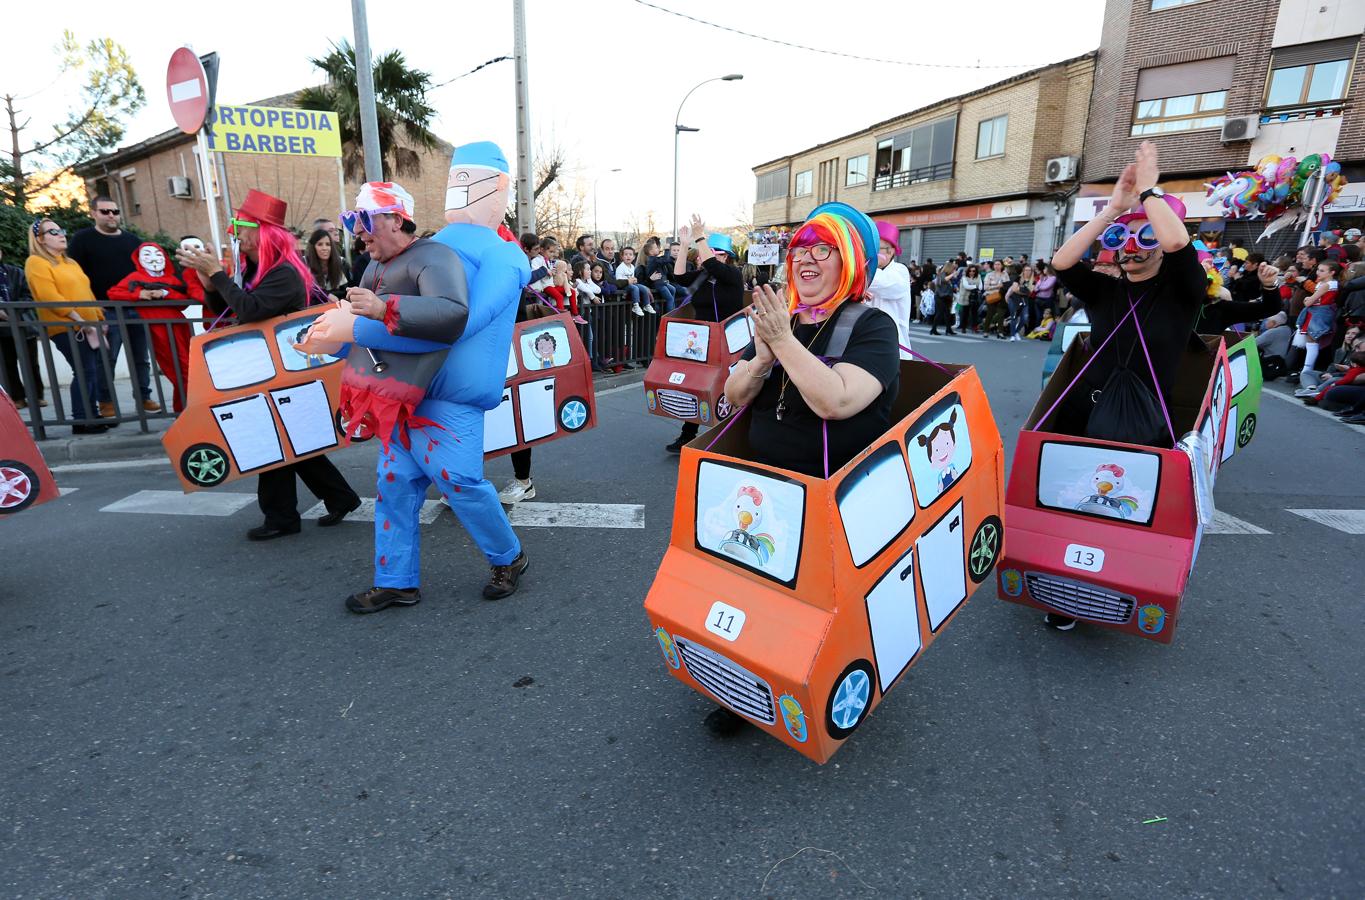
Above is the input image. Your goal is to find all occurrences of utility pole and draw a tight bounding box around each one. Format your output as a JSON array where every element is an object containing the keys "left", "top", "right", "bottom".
[
  {"left": 513, "top": 0, "right": 534, "bottom": 233},
  {"left": 351, "top": 0, "right": 383, "bottom": 182}
]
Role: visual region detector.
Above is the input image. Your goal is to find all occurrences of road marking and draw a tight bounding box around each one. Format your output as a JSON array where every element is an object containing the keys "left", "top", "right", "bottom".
[
  {"left": 58, "top": 486, "right": 79, "bottom": 497},
  {"left": 1206, "top": 510, "right": 1271, "bottom": 535},
  {"left": 100, "top": 489, "right": 256, "bottom": 517},
  {"left": 301, "top": 498, "right": 445, "bottom": 525},
  {"left": 1287, "top": 509, "right": 1365, "bottom": 534},
  {"left": 509, "top": 501, "right": 644, "bottom": 529},
  {"left": 48, "top": 458, "right": 167, "bottom": 473},
  {"left": 1262, "top": 386, "right": 1365, "bottom": 433}
]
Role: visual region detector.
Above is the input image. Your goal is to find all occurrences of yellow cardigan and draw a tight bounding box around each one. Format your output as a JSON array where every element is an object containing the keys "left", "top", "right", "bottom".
[{"left": 24, "top": 254, "right": 105, "bottom": 336}]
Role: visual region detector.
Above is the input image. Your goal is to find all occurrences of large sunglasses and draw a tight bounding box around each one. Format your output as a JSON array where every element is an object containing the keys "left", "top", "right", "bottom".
[
  {"left": 340, "top": 205, "right": 405, "bottom": 235},
  {"left": 95, "top": 207, "right": 120, "bottom": 216},
  {"left": 1099, "top": 221, "right": 1159, "bottom": 252},
  {"left": 41, "top": 227, "right": 66, "bottom": 237},
  {"left": 788, "top": 243, "right": 835, "bottom": 263},
  {"left": 227, "top": 217, "right": 259, "bottom": 237}
]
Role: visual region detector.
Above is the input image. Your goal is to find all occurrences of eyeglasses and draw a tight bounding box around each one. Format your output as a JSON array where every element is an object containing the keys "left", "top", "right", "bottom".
[
  {"left": 41, "top": 227, "right": 66, "bottom": 237},
  {"left": 227, "top": 218, "right": 259, "bottom": 237},
  {"left": 1099, "top": 221, "right": 1159, "bottom": 252},
  {"left": 95, "top": 208, "right": 120, "bottom": 216},
  {"left": 340, "top": 205, "right": 405, "bottom": 235},
  {"left": 788, "top": 243, "right": 835, "bottom": 263}
]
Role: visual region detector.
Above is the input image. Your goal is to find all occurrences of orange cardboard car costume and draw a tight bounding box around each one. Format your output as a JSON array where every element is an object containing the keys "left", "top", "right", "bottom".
[
  {"left": 0, "top": 391, "right": 58, "bottom": 515},
  {"left": 642, "top": 301, "right": 753, "bottom": 426},
  {"left": 997, "top": 333, "right": 1231, "bottom": 644},
  {"left": 644, "top": 360, "right": 1004, "bottom": 763},
  {"left": 484, "top": 308, "right": 597, "bottom": 457},
  {"left": 161, "top": 308, "right": 349, "bottom": 492}
]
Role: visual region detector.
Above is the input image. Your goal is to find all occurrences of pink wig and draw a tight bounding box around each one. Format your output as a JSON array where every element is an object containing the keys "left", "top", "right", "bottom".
[{"left": 249, "top": 220, "right": 315, "bottom": 296}]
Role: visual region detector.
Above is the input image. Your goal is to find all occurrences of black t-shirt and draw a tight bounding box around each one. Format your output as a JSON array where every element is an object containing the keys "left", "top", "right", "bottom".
[
  {"left": 1055, "top": 243, "right": 1206, "bottom": 425},
  {"left": 742, "top": 303, "right": 900, "bottom": 477},
  {"left": 676, "top": 258, "right": 744, "bottom": 322},
  {"left": 65, "top": 227, "right": 142, "bottom": 302}
]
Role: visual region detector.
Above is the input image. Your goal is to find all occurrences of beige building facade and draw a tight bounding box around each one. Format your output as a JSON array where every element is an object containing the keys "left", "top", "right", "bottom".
[{"left": 753, "top": 53, "right": 1096, "bottom": 264}]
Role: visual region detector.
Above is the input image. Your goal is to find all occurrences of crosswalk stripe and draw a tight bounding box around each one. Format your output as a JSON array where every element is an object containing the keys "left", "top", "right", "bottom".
[
  {"left": 1206, "top": 510, "right": 1271, "bottom": 535},
  {"left": 99, "top": 489, "right": 256, "bottom": 517},
  {"left": 508, "top": 501, "right": 645, "bottom": 529},
  {"left": 301, "top": 497, "right": 445, "bottom": 525},
  {"left": 1287, "top": 509, "right": 1365, "bottom": 534}
]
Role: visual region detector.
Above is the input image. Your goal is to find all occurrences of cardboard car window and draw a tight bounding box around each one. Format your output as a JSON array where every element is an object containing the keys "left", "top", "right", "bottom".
[
  {"left": 1059, "top": 323, "right": 1091, "bottom": 353},
  {"left": 724, "top": 316, "right": 755, "bottom": 354},
  {"left": 694, "top": 460, "right": 805, "bottom": 587},
  {"left": 520, "top": 323, "right": 573, "bottom": 371},
  {"left": 273, "top": 317, "right": 341, "bottom": 372},
  {"left": 665, "top": 322, "right": 710, "bottom": 361},
  {"left": 204, "top": 332, "right": 277, "bottom": 390},
  {"left": 1229, "top": 349, "right": 1250, "bottom": 396},
  {"left": 1037, "top": 441, "right": 1159, "bottom": 526},
  {"left": 906, "top": 395, "right": 972, "bottom": 508},
  {"left": 835, "top": 442, "right": 915, "bottom": 567}
]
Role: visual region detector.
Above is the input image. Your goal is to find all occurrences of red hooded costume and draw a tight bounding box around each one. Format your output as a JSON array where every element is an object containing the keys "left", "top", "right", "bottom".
[{"left": 107, "top": 242, "right": 204, "bottom": 412}]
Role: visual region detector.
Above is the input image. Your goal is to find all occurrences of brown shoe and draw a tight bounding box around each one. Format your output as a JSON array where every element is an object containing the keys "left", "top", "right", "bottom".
[
  {"left": 142, "top": 399, "right": 162, "bottom": 412},
  {"left": 14, "top": 400, "right": 25, "bottom": 410},
  {"left": 346, "top": 586, "right": 421, "bottom": 614},
  {"left": 98, "top": 401, "right": 116, "bottom": 418},
  {"left": 483, "top": 551, "right": 528, "bottom": 600}
]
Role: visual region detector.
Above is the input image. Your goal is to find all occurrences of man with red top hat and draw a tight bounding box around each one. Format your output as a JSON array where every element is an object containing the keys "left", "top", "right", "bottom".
[
  {"left": 178, "top": 189, "right": 361, "bottom": 540},
  {"left": 865, "top": 220, "right": 913, "bottom": 359}
]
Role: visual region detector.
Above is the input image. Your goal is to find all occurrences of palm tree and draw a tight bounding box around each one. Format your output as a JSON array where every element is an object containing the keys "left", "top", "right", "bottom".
[{"left": 296, "top": 40, "right": 438, "bottom": 181}]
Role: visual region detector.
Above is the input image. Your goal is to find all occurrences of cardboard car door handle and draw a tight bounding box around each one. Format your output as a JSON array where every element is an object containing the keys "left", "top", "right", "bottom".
[
  {"left": 278, "top": 396, "right": 291, "bottom": 405},
  {"left": 219, "top": 412, "right": 233, "bottom": 421},
  {"left": 899, "top": 562, "right": 914, "bottom": 581},
  {"left": 543, "top": 383, "right": 553, "bottom": 392},
  {"left": 950, "top": 515, "right": 960, "bottom": 530}
]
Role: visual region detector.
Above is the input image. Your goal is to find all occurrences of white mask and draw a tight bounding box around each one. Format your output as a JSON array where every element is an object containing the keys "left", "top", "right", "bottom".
[
  {"left": 444, "top": 171, "right": 500, "bottom": 211},
  {"left": 138, "top": 246, "right": 166, "bottom": 276}
]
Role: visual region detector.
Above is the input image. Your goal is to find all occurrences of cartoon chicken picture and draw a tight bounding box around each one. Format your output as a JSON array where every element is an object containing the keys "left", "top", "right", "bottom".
[
  {"left": 1074, "top": 463, "right": 1140, "bottom": 520},
  {"left": 718, "top": 484, "right": 776, "bottom": 567},
  {"left": 683, "top": 329, "right": 704, "bottom": 359}
]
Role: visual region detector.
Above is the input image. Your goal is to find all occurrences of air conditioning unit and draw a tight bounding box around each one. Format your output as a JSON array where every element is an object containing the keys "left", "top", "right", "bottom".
[
  {"left": 1220, "top": 116, "right": 1259, "bottom": 143},
  {"left": 1044, "top": 156, "right": 1078, "bottom": 183},
  {"left": 167, "top": 176, "right": 193, "bottom": 199}
]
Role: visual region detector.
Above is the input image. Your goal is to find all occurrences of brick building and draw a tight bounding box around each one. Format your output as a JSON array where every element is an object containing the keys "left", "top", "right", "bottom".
[
  {"left": 1076, "top": 0, "right": 1365, "bottom": 251},
  {"left": 752, "top": 53, "right": 1096, "bottom": 265},
  {"left": 74, "top": 91, "right": 454, "bottom": 252}
]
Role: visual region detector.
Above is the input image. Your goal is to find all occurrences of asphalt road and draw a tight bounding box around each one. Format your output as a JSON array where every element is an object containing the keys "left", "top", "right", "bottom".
[{"left": 3, "top": 324, "right": 1361, "bottom": 899}]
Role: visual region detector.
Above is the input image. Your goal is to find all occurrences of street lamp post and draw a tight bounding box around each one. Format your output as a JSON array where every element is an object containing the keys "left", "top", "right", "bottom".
[
  {"left": 593, "top": 168, "right": 623, "bottom": 238},
  {"left": 672, "top": 74, "right": 742, "bottom": 241}
]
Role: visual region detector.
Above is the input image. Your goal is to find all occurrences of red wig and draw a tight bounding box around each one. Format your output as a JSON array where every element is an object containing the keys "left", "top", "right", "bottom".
[{"left": 248, "top": 218, "right": 315, "bottom": 296}]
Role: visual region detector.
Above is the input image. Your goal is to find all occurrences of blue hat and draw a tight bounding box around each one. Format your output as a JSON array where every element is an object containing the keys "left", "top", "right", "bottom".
[
  {"left": 449, "top": 141, "right": 509, "bottom": 174},
  {"left": 707, "top": 232, "right": 734, "bottom": 256},
  {"left": 808, "top": 202, "right": 879, "bottom": 283}
]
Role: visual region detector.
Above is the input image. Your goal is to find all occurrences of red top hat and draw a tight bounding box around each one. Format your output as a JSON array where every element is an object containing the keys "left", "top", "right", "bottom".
[{"left": 235, "top": 189, "right": 287, "bottom": 227}]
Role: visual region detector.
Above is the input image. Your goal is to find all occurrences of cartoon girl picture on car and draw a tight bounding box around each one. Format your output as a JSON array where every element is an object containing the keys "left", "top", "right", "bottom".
[
  {"left": 533, "top": 332, "right": 557, "bottom": 369},
  {"left": 917, "top": 410, "right": 961, "bottom": 496}
]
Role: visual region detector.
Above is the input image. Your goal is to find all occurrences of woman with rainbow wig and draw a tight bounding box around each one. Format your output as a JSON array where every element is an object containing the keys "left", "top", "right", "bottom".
[{"left": 722, "top": 202, "right": 901, "bottom": 479}]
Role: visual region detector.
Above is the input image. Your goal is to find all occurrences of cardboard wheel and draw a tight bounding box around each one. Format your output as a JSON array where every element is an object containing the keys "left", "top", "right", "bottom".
[
  {"left": 337, "top": 410, "right": 374, "bottom": 443},
  {"left": 825, "top": 659, "right": 874, "bottom": 740},
  {"left": 968, "top": 515, "right": 1003, "bottom": 584},
  {"left": 0, "top": 460, "right": 38, "bottom": 514},
  {"left": 180, "top": 443, "right": 230, "bottom": 488},
  {"left": 1236, "top": 413, "right": 1256, "bottom": 448},
  {"left": 716, "top": 394, "right": 733, "bottom": 420},
  {"left": 558, "top": 396, "right": 589, "bottom": 432}
]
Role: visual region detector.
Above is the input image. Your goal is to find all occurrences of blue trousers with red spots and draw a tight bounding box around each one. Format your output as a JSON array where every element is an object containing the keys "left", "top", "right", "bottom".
[{"left": 374, "top": 399, "right": 521, "bottom": 589}]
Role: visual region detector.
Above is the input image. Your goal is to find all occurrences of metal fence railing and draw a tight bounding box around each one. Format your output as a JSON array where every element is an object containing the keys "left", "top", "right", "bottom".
[{"left": 3, "top": 296, "right": 670, "bottom": 441}]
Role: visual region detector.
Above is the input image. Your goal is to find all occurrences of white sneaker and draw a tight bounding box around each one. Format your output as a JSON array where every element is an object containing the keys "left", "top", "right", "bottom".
[
  {"left": 643, "top": 303, "right": 657, "bottom": 314},
  {"left": 631, "top": 303, "right": 644, "bottom": 317},
  {"left": 498, "top": 478, "right": 536, "bottom": 505}
]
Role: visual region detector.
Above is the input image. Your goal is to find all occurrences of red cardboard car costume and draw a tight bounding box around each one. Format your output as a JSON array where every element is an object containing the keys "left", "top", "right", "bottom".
[{"left": 107, "top": 242, "right": 203, "bottom": 412}]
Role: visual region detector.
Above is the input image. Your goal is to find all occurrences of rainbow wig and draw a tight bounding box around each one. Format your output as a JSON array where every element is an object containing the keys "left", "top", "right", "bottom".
[
  {"left": 248, "top": 218, "right": 316, "bottom": 296},
  {"left": 784, "top": 212, "right": 869, "bottom": 319}
]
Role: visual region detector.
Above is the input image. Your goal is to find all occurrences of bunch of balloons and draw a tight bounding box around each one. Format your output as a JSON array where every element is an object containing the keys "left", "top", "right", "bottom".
[{"left": 1205, "top": 152, "right": 1348, "bottom": 220}]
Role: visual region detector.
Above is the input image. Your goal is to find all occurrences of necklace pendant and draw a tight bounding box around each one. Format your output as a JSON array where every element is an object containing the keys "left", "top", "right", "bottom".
[{"left": 775, "top": 400, "right": 785, "bottom": 421}]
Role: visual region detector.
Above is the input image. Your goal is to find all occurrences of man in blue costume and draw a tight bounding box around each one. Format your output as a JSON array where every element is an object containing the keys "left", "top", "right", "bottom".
[{"left": 297, "top": 159, "right": 530, "bottom": 615}]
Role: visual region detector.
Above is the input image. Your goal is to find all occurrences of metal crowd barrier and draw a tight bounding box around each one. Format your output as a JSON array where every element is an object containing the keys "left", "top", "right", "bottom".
[{"left": 2, "top": 297, "right": 670, "bottom": 441}]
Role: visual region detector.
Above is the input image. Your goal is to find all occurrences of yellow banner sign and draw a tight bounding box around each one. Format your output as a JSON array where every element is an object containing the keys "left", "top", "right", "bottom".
[{"left": 207, "top": 105, "right": 342, "bottom": 158}]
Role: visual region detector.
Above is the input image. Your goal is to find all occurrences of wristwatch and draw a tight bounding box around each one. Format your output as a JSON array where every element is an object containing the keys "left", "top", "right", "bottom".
[{"left": 1139, "top": 186, "right": 1165, "bottom": 204}]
